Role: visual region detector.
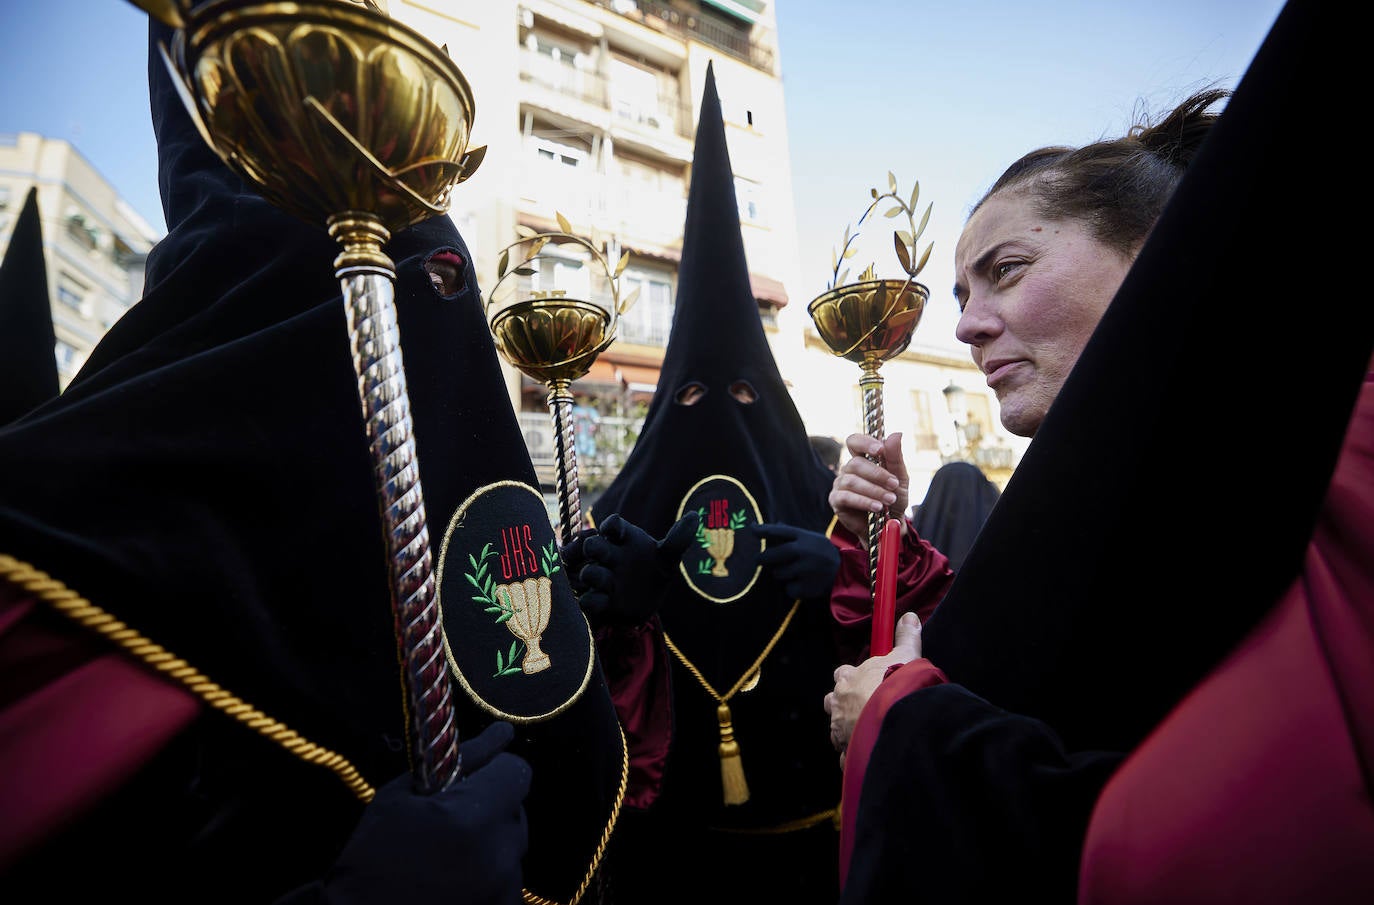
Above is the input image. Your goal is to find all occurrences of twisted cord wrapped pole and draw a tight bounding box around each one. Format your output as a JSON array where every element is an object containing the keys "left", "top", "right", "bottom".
[
  {"left": 860, "top": 368, "right": 886, "bottom": 595},
  {"left": 331, "top": 214, "right": 461, "bottom": 794},
  {"left": 548, "top": 378, "right": 582, "bottom": 546}
]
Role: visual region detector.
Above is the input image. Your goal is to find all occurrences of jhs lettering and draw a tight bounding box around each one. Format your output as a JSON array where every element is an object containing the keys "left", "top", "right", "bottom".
[
  {"left": 708, "top": 498, "right": 730, "bottom": 529},
  {"left": 499, "top": 523, "right": 537, "bottom": 579}
]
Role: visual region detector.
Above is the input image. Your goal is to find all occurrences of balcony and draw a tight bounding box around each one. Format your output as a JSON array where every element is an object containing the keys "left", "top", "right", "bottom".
[{"left": 596, "top": 0, "right": 775, "bottom": 72}]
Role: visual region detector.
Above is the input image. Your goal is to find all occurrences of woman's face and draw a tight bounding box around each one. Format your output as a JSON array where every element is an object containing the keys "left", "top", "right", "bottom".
[{"left": 953, "top": 191, "right": 1135, "bottom": 437}]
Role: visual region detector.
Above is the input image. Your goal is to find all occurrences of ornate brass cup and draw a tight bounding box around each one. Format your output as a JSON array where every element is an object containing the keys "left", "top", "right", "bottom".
[
  {"left": 487, "top": 217, "right": 638, "bottom": 544},
  {"left": 808, "top": 173, "right": 933, "bottom": 590},
  {"left": 495, "top": 576, "right": 553, "bottom": 674},
  {"left": 127, "top": 0, "right": 487, "bottom": 792}
]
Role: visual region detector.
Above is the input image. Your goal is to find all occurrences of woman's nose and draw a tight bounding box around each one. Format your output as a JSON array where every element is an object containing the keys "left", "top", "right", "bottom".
[{"left": 954, "top": 297, "right": 999, "bottom": 345}]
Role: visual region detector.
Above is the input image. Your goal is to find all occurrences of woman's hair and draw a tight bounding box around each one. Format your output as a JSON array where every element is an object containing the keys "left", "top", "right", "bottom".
[{"left": 972, "top": 87, "right": 1230, "bottom": 257}]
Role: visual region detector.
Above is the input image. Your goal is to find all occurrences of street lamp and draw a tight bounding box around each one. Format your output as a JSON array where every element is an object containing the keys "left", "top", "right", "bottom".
[{"left": 942, "top": 380, "right": 969, "bottom": 459}]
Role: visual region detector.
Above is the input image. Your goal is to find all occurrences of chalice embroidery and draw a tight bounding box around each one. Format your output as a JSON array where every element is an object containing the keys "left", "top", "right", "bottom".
[
  {"left": 693, "top": 506, "right": 747, "bottom": 578},
  {"left": 464, "top": 529, "right": 562, "bottom": 676}
]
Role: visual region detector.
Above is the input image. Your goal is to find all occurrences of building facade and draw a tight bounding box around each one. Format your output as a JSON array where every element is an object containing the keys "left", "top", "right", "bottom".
[{"left": 0, "top": 132, "right": 160, "bottom": 388}]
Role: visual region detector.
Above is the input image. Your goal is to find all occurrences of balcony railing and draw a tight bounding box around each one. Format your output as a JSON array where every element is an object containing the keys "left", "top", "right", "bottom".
[
  {"left": 595, "top": 0, "right": 775, "bottom": 72},
  {"left": 519, "top": 49, "right": 609, "bottom": 108}
]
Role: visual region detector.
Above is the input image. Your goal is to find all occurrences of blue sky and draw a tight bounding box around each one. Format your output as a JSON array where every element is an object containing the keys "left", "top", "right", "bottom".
[{"left": 2, "top": 0, "right": 1285, "bottom": 343}]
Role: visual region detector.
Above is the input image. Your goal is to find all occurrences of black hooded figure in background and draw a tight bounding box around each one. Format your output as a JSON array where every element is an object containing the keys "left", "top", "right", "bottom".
[
  {"left": 910, "top": 460, "right": 1001, "bottom": 573},
  {"left": 0, "top": 186, "right": 60, "bottom": 425},
  {"left": 0, "top": 11, "right": 628, "bottom": 905},
  {"left": 583, "top": 63, "right": 848, "bottom": 905}
]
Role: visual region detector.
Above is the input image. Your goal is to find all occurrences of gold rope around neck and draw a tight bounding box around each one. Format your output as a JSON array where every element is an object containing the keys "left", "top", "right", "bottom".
[{"left": 662, "top": 599, "right": 801, "bottom": 805}]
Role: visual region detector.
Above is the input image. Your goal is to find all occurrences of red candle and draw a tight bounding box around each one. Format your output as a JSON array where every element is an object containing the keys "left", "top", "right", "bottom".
[{"left": 870, "top": 517, "right": 902, "bottom": 656}]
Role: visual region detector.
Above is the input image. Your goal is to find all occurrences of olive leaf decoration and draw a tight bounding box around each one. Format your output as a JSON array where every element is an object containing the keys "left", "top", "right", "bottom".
[
  {"left": 540, "top": 539, "right": 561, "bottom": 577},
  {"left": 493, "top": 639, "right": 525, "bottom": 678},
  {"left": 827, "top": 172, "right": 934, "bottom": 291},
  {"left": 492, "top": 211, "right": 640, "bottom": 317},
  {"left": 466, "top": 543, "right": 515, "bottom": 624}
]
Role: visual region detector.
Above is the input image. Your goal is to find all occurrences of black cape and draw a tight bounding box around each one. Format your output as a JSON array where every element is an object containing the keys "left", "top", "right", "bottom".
[{"left": 0, "top": 16, "right": 624, "bottom": 904}]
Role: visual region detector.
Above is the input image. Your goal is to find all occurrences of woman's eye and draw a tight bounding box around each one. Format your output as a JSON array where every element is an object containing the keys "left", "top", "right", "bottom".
[{"left": 992, "top": 260, "right": 1023, "bottom": 282}]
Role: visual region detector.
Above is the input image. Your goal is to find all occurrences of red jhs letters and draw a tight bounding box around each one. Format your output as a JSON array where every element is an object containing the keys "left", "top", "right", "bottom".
[
  {"left": 499, "top": 523, "right": 537, "bottom": 579},
  {"left": 708, "top": 499, "right": 729, "bottom": 529}
]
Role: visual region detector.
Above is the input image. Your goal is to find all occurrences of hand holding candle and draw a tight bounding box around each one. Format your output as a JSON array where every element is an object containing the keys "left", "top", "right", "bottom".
[{"left": 870, "top": 517, "right": 902, "bottom": 656}]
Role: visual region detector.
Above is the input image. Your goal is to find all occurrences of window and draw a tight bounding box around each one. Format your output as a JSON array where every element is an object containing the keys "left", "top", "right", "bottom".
[
  {"left": 56, "top": 274, "right": 88, "bottom": 313},
  {"left": 617, "top": 268, "right": 673, "bottom": 346},
  {"left": 54, "top": 340, "right": 81, "bottom": 373},
  {"left": 911, "top": 389, "right": 940, "bottom": 451},
  {"left": 610, "top": 58, "right": 664, "bottom": 129},
  {"left": 65, "top": 211, "right": 100, "bottom": 251},
  {"left": 531, "top": 135, "right": 585, "bottom": 169},
  {"left": 735, "top": 176, "right": 763, "bottom": 224}
]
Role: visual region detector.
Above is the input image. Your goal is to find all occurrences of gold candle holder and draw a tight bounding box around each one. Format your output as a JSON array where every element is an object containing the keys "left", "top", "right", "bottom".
[
  {"left": 487, "top": 214, "right": 639, "bottom": 545},
  {"left": 128, "top": 0, "right": 485, "bottom": 793},
  {"left": 808, "top": 172, "right": 933, "bottom": 591}
]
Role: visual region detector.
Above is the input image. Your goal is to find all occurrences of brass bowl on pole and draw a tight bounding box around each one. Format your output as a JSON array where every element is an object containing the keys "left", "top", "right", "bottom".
[
  {"left": 126, "top": 0, "right": 487, "bottom": 793},
  {"left": 487, "top": 215, "right": 638, "bottom": 545},
  {"left": 807, "top": 173, "right": 933, "bottom": 592}
]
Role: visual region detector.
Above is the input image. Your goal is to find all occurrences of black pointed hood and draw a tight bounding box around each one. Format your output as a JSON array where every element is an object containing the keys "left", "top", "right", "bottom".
[
  {"left": 592, "top": 62, "right": 834, "bottom": 544},
  {"left": 922, "top": 0, "right": 1372, "bottom": 753},
  {"left": 588, "top": 62, "right": 839, "bottom": 827},
  {"left": 0, "top": 187, "right": 59, "bottom": 424}
]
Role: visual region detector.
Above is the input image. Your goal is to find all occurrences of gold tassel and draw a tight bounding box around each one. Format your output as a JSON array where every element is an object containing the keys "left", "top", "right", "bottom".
[{"left": 717, "top": 702, "right": 750, "bottom": 805}]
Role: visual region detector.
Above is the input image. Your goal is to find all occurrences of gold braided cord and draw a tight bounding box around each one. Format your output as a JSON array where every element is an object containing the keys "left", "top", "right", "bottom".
[
  {"left": 663, "top": 599, "right": 800, "bottom": 705},
  {"left": 522, "top": 721, "right": 630, "bottom": 905},
  {"left": 0, "top": 554, "right": 375, "bottom": 802},
  {"left": 6, "top": 552, "right": 631, "bottom": 900}
]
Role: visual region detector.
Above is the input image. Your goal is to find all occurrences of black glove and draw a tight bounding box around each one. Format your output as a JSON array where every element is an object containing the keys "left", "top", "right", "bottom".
[
  {"left": 559, "top": 526, "right": 597, "bottom": 596},
  {"left": 320, "top": 721, "right": 531, "bottom": 905},
  {"left": 754, "top": 522, "right": 841, "bottom": 601},
  {"left": 576, "top": 511, "right": 699, "bottom": 628}
]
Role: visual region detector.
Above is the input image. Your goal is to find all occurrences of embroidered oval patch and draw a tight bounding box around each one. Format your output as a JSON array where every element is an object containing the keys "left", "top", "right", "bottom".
[
  {"left": 437, "top": 481, "right": 593, "bottom": 722},
  {"left": 676, "top": 474, "right": 763, "bottom": 603}
]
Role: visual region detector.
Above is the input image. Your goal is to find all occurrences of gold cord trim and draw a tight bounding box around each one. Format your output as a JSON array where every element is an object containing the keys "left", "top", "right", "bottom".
[
  {"left": 522, "top": 720, "right": 630, "bottom": 905},
  {"left": 5, "top": 553, "right": 631, "bottom": 903},
  {"left": 663, "top": 600, "right": 801, "bottom": 805},
  {"left": 0, "top": 554, "right": 375, "bottom": 801}
]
